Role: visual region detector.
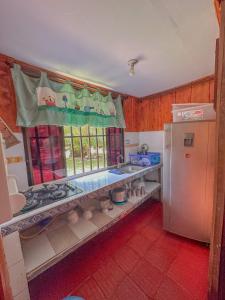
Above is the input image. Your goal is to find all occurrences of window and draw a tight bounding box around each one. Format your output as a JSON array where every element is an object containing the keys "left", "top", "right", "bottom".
[
  {"left": 64, "top": 126, "right": 107, "bottom": 175},
  {"left": 23, "top": 125, "right": 124, "bottom": 185}
]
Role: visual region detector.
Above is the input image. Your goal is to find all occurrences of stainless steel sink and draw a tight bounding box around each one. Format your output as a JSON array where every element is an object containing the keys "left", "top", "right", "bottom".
[
  {"left": 109, "top": 165, "right": 144, "bottom": 175},
  {"left": 119, "top": 165, "right": 144, "bottom": 173}
]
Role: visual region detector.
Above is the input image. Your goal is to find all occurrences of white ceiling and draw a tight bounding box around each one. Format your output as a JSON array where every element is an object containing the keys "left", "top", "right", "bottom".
[{"left": 0, "top": 0, "right": 219, "bottom": 97}]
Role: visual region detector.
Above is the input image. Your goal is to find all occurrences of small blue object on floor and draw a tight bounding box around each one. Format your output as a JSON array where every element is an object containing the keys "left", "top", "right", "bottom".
[{"left": 63, "top": 297, "right": 85, "bottom": 300}]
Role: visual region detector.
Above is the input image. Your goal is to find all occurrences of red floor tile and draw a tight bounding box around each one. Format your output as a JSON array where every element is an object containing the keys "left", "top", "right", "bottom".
[
  {"left": 126, "top": 233, "right": 152, "bottom": 257},
  {"left": 29, "top": 201, "right": 209, "bottom": 300},
  {"left": 154, "top": 232, "right": 183, "bottom": 254},
  {"left": 167, "top": 247, "right": 209, "bottom": 299},
  {"left": 180, "top": 239, "right": 210, "bottom": 259},
  {"left": 140, "top": 224, "right": 162, "bottom": 243},
  {"left": 155, "top": 276, "right": 193, "bottom": 300},
  {"left": 72, "top": 277, "right": 105, "bottom": 300},
  {"left": 147, "top": 209, "right": 163, "bottom": 229},
  {"left": 145, "top": 243, "right": 178, "bottom": 272},
  {"left": 93, "top": 258, "right": 126, "bottom": 298},
  {"left": 110, "top": 276, "right": 149, "bottom": 300},
  {"left": 112, "top": 245, "right": 140, "bottom": 274},
  {"left": 130, "top": 259, "right": 164, "bottom": 298}
]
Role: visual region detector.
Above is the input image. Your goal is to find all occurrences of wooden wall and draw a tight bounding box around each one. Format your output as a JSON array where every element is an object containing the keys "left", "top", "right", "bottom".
[
  {"left": 123, "top": 96, "right": 139, "bottom": 132},
  {"left": 0, "top": 59, "right": 19, "bottom": 132},
  {"left": 214, "top": 0, "right": 222, "bottom": 25},
  {"left": 124, "top": 76, "right": 214, "bottom": 132}
]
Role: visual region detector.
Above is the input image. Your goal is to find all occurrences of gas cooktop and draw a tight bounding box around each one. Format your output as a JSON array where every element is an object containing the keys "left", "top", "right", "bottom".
[{"left": 17, "top": 180, "right": 83, "bottom": 215}]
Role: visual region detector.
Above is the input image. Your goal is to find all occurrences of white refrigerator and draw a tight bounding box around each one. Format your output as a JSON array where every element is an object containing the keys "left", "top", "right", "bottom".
[{"left": 163, "top": 121, "right": 215, "bottom": 243}]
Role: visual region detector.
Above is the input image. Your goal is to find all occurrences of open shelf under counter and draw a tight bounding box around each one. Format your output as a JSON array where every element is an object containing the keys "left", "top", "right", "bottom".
[
  {"left": 21, "top": 181, "right": 161, "bottom": 281},
  {"left": 1, "top": 164, "right": 162, "bottom": 237}
]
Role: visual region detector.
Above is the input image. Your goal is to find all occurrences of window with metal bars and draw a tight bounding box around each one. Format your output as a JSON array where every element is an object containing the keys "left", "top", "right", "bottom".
[{"left": 23, "top": 125, "right": 124, "bottom": 185}]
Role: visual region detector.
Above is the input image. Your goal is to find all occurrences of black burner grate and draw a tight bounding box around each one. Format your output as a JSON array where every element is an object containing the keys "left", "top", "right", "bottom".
[{"left": 18, "top": 180, "right": 83, "bottom": 215}]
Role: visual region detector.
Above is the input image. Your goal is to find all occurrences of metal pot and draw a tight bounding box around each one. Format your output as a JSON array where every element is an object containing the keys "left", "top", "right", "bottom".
[{"left": 111, "top": 187, "right": 127, "bottom": 205}]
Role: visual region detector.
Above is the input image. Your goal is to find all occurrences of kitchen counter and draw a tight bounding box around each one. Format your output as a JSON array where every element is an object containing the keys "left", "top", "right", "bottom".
[{"left": 0, "top": 163, "right": 162, "bottom": 236}]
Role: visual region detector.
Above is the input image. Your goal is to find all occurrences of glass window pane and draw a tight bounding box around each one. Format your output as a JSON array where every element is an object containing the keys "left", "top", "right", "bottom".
[
  {"left": 89, "top": 127, "right": 97, "bottom": 136},
  {"left": 73, "top": 137, "right": 83, "bottom": 174},
  {"left": 72, "top": 127, "right": 80, "bottom": 136},
  {"left": 82, "top": 137, "right": 91, "bottom": 172},
  {"left": 97, "top": 128, "right": 103, "bottom": 135},
  {"left": 74, "top": 157, "right": 83, "bottom": 174},
  {"left": 90, "top": 137, "right": 98, "bottom": 170},
  {"left": 102, "top": 128, "right": 106, "bottom": 135},
  {"left": 81, "top": 125, "right": 89, "bottom": 136},
  {"left": 97, "top": 136, "right": 105, "bottom": 169},
  {"left": 64, "top": 126, "right": 71, "bottom": 136},
  {"left": 103, "top": 136, "right": 107, "bottom": 167},
  {"left": 84, "top": 158, "right": 91, "bottom": 172},
  {"left": 64, "top": 138, "right": 74, "bottom": 176}
]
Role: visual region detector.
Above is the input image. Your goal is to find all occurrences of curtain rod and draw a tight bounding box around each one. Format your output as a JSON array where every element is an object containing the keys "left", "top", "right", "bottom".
[{"left": 2, "top": 54, "right": 128, "bottom": 100}]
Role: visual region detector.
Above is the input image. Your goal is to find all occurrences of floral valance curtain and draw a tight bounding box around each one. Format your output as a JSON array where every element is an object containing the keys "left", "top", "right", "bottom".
[{"left": 11, "top": 64, "right": 126, "bottom": 128}]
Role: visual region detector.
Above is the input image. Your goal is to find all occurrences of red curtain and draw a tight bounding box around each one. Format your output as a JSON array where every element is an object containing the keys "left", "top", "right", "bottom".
[
  {"left": 28, "top": 126, "right": 65, "bottom": 184},
  {"left": 106, "top": 128, "right": 124, "bottom": 166}
]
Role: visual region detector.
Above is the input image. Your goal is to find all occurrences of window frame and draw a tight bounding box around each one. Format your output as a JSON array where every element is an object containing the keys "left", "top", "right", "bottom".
[
  {"left": 63, "top": 126, "right": 108, "bottom": 175},
  {"left": 23, "top": 126, "right": 124, "bottom": 186}
]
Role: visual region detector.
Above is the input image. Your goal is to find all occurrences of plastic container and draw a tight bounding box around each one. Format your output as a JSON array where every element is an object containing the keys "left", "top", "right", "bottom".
[
  {"left": 129, "top": 152, "right": 160, "bottom": 166},
  {"left": 172, "top": 103, "right": 216, "bottom": 122}
]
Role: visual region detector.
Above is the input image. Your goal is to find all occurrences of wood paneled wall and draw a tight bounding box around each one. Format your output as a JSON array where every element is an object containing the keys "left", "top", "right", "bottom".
[
  {"left": 214, "top": 0, "right": 222, "bottom": 25},
  {"left": 0, "top": 59, "right": 19, "bottom": 132},
  {"left": 124, "top": 76, "right": 214, "bottom": 132},
  {"left": 123, "top": 96, "right": 139, "bottom": 132}
]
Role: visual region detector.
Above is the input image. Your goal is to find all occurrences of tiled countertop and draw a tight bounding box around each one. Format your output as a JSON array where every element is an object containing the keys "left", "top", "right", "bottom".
[{"left": 0, "top": 164, "right": 162, "bottom": 236}]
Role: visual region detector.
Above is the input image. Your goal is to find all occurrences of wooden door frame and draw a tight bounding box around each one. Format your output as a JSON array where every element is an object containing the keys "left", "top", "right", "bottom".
[{"left": 209, "top": 1, "right": 225, "bottom": 299}]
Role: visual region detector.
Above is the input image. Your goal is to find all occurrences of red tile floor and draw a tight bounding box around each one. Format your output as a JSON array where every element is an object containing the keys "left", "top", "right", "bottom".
[{"left": 29, "top": 200, "right": 209, "bottom": 300}]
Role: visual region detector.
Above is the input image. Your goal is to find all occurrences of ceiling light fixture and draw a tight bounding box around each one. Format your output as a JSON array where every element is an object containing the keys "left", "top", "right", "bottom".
[{"left": 128, "top": 59, "right": 138, "bottom": 76}]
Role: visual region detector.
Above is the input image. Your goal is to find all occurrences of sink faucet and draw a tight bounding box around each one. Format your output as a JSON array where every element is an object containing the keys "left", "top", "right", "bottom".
[{"left": 116, "top": 154, "right": 124, "bottom": 169}]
